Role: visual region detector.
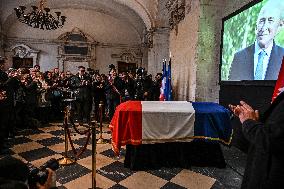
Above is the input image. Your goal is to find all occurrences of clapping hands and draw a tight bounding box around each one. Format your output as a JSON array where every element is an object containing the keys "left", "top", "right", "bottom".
[
  {"left": 229, "top": 101, "right": 259, "bottom": 124},
  {"left": 0, "top": 90, "right": 6, "bottom": 101}
]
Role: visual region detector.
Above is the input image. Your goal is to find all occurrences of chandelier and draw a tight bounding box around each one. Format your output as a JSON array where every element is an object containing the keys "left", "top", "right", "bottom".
[{"left": 14, "top": 0, "right": 66, "bottom": 30}]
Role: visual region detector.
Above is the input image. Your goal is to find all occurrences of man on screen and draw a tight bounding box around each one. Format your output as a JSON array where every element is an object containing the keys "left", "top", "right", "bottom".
[{"left": 229, "top": 0, "right": 284, "bottom": 80}]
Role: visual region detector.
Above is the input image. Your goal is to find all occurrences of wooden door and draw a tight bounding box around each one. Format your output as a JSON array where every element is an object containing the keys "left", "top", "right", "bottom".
[
  {"left": 117, "top": 61, "right": 136, "bottom": 73},
  {"left": 13, "top": 57, "right": 33, "bottom": 69}
]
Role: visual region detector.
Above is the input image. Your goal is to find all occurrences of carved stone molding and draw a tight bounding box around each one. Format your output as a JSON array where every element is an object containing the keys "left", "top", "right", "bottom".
[
  {"left": 10, "top": 44, "right": 40, "bottom": 66},
  {"left": 166, "top": 0, "right": 186, "bottom": 31},
  {"left": 111, "top": 49, "right": 143, "bottom": 65},
  {"left": 57, "top": 27, "right": 97, "bottom": 72},
  {"left": 142, "top": 28, "right": 155, "bottom": 49}
]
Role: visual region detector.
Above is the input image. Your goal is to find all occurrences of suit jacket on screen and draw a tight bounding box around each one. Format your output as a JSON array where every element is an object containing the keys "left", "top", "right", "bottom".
[{"left": 229, "top": 43, "right": 284, "bottom": 80}]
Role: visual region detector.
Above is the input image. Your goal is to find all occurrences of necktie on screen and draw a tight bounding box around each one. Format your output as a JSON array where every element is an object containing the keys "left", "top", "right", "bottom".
[{"left": 254, "top": 50, "right": 266, "bottom": 80}]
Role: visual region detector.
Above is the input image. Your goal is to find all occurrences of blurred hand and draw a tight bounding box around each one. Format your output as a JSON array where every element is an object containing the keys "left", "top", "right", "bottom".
[{"left": 229, "top": 101, "right": 259, "bottom": 123}]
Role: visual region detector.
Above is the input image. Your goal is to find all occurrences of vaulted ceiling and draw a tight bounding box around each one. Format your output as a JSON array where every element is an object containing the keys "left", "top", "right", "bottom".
[{"left": 0, "top": 0, "right": 162, "bottom": 40}]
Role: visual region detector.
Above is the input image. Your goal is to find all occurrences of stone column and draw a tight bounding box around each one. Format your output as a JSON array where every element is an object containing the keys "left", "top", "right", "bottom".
[{"left": 147, "top": 27, "right": 170, "bottom": 75}]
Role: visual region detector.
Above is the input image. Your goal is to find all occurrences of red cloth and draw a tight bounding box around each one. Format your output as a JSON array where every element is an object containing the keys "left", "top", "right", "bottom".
[
  {"left": 272, "top": 58, "right": 284, "bottom": 102},
  {"left": 109, "top": 101, "right": 142, "bottom": 155}
]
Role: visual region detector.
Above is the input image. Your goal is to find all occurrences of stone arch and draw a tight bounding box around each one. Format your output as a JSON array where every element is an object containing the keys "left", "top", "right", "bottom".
[
  {"left": 114, "top": 0, "right": 154, "bottom": 29},
  {"left": 10, "top": 43, "right": 40, "bottom": 66}
]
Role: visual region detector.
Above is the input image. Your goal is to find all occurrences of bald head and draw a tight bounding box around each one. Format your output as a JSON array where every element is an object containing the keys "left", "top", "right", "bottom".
[{"left": 256, "top": 0, "right": 284, "bottom": 49}]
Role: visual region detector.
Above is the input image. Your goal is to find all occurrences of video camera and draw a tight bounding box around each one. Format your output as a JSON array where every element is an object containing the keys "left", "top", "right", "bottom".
[
  {"left": 87, "top": 68, "right": 95, "bottom": 76},
  {"left": 108, "top": 64, "right": 115, "bottom": 71},
  {"left": 28, "top": 158, "right": 59, "bottom": 188},
  {"left": 136, "top": 67, "right": 147, "bottom": 77}
]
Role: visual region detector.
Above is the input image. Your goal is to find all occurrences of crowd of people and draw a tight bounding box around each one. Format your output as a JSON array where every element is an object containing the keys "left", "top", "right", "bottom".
[{"left": 0, "top": 59, "right": 163, "bottom": 155}]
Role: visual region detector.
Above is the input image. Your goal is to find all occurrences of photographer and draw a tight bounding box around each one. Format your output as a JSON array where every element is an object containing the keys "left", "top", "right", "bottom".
[
  {"left": 134, "top": 67, "right": 152, "bottom": 100},
  {"left": 71, "top": 66, "right": 92, "bottom": 123},
  {"left": 0, "top": 57, "right": 10, "bottom": 155},
  {"left": 105, "top": 66, "right": 124, "bottom": 120},
  {"left": 92, "top": 74, "right": 106, "bottom": 121},
  {"left": 0, "top": 156, "right": 56, "bottom": 189}
]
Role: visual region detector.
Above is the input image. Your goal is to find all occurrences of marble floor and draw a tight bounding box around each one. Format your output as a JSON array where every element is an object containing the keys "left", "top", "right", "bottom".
[{"left": 2, "top": 123, "right": 247, "bottom": 189}]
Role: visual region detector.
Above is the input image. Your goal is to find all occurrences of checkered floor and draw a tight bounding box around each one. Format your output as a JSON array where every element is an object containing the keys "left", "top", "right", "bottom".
[{"left": 3, "top": 122, "right": 245, "bottom": 189}]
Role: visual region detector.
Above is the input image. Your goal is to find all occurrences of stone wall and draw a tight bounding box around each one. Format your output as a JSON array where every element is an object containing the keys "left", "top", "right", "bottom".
[
  {"left": 169, "top": 0, "right": 200, "bottom": 101},
  {"left": 147, "top": 27, "right": 170, "bottom": 75},
  {"left": 195, "top": 0, "right": 254, "bottom": 102},
  {"left": 3, "top": 8, "right": 144, "bottom": 74},
  {"left": 169, "top": 0, "right": 254, "bottom": 101},
  {"left": 4, "top": 38, "right": 142, "bottom": 74}
]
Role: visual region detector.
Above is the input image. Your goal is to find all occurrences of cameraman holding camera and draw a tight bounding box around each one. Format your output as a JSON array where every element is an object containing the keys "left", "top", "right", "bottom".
[{"left": 0, "top": 156, "right": 57, "bottom": 189}]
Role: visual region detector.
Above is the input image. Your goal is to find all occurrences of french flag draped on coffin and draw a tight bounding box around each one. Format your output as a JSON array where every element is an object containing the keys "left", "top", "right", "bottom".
[{"left": 109, "top": 101, "right": 232, "bottom": 155}]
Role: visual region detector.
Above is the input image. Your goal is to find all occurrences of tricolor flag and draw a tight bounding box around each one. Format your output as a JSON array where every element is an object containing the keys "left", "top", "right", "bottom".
[
  {"left": 159, "top": 60, "right": 167, "bottom": 101},
  {"left": 159, "top": 58, "right": 173, "bottom": 101},
  {"left": 272, "top": 58, "right": 284, "bottom": 102},
  {"left": 110, "top": 101, "right": 195, "bottom": 155},
  {"left": 110, "top": 101, "right": 233, "bottom": 155}
]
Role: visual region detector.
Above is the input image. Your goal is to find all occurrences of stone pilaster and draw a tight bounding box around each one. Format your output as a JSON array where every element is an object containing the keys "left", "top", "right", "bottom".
[{"left": 147, "top": 27, "right": 170, "bottom": 75}]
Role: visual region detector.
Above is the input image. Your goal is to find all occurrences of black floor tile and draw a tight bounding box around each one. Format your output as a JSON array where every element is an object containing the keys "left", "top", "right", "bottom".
[
  {"left": 97, "top": 161, "right": 135, "bottom": 183},
  {"left": 38, "top": 123, "right": 54, "bottom": 128},
  {"left": 160, "top": 182, "right": 187, "bottom": 189},
  {"left": 56, "top": 163, "right": 91, "bottom": 184},
  {"left": 37, "top": 137, "right": 65, "bottom": 146},
  {"left": 221, "top": 145, "right": 246, "bottom": 176},
  {"left": 19, "top": 147, "right": 57, "bottom": 162},
  {"left": 0, "top": 149, "right": 15, "bottom": 157},
  {"left": 211, "top": 180, "right": 240, "bottom": 189},
  {"left": 73, "top": 137, "right": 92, "bottom": 146},
  {"left": 49, "top": 130, "right": 65, "bottom": 136},
  {"left": 63, "top": 149, "right": 92, "bottom": 160},
  {"left": 191, "top": 166, "right": 242, "bottom": 189},
  {"left": 100, "top": 149, "right": 117, "bottom": 158},
  {"left": 147, "top": 167, "right": 182, "bottom": 181},
  {"left": 56, "top": 186, "right": 68, "bottom": 189},
  {"left": 13, "top": 137, "right": 33, "bottom": 145},
  {"left": 109, "top": 184, "right": 128, "bottom": 189},
  {"left": 17, "top": 128, "right": 44, "bottom": 136}
]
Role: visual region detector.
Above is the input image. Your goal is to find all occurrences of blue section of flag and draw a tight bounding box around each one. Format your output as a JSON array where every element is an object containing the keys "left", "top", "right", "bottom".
[
  {"left": 191, "top": 102, "right": 233, "bottom": 144},
  {"left": 166, "top": 59, "right": 172, "bottom": 101}
]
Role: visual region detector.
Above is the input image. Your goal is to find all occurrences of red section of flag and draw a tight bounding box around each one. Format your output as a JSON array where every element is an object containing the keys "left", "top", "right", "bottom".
[
  {"left": 159, "top": 94, "right": 165, "bottom": 101},
  {"left": 272, "top": 58, "right": 284, "bottom": 102},
  {"left": 109, "top": 101, "right": 142, "bottom": 155}
]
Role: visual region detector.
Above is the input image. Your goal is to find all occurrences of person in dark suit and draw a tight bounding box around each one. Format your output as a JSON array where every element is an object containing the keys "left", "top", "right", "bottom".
[
  {"left": 229, "top": 90, "right": 284, "bottom": 188},
  {"left": 92, "top": 74, "right": 106, "bottom": 121},
  {"left": 105, "top": 69, "right": 124, "bottom": 120},
  {"left": 71, "top": 66, "right": 92, "bottom": 123},
  {"left": 0, "top": 58, "right": 11, "bottom": 154},
  {"left": 229, "top": 1, "right": 284, "bottom": 80}
]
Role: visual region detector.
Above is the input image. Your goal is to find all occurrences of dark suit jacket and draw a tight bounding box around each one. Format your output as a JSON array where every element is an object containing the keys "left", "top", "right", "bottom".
[
  {"left": 241, "top": 92, "right": 284, "bottom": 189},
  {"left": 70, "top": 73, "right": 92, "bottom": 100},
  {"left": 229, "top": 43, "right": 284, "bottom": 80}
]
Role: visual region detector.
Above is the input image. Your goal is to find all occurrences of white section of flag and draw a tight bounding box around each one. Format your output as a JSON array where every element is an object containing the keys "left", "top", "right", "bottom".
[{"left": 141, "top": 101, "right": 195, "bottom": 144}]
